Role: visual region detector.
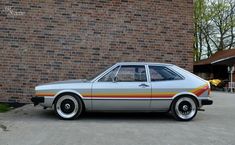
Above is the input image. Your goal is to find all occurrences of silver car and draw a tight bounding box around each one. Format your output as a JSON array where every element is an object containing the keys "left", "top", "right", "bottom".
[{"left": 31, "top": 62, "right": 213, "bottom": 121}]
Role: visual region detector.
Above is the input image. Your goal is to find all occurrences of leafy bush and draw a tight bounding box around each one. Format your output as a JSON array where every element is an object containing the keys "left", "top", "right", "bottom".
[{"left": 0, "top": 103, "right": 11, "bottom": 113}]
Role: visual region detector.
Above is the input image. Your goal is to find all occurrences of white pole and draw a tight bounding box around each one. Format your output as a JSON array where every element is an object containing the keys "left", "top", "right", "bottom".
[
  {"left": 230, "top": 66, "right": 234, "bottom": 93},
  {"left": 231, "top": 72, "right": 233, "bottom": 93}
]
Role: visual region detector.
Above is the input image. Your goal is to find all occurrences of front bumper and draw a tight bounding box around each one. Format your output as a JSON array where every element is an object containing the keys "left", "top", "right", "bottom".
[
  {"left": 31, "top": 97, "right": 44, "bottom": 106},
  {"left": 201, "top": 99, "right": 213, "bottom": 105}
]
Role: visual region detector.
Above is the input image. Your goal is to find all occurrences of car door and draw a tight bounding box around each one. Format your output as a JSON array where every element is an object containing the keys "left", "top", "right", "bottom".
[{"left": 92, "top": 65, "right": 151, "bottom": 110}]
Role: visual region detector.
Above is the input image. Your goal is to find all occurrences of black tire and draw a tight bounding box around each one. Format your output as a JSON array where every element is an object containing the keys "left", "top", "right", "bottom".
[
  {"left": 171, "top": 96, "right": 198, "bottom": 121},
  {"left": 54, "top": 93, "right": 83, "bottom": 120}
]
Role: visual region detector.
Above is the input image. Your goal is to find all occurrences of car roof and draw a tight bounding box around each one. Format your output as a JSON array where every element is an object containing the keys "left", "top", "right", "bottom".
[{"left": 115, "top": 62, "right": 173, "bottom": 66}]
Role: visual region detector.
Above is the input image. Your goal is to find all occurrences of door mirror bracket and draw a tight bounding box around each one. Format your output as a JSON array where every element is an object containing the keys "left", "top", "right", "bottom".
[{"left": 112, "top": 76, "right": 118, "bottom": 82}]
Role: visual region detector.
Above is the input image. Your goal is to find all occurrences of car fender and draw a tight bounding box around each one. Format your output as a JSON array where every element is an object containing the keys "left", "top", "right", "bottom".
[
  {"left": 53, "top": 90, "right": 85, "bottom": 102},
  {"left": 171, "top": 91, "right": 200, "bottom": 106}
]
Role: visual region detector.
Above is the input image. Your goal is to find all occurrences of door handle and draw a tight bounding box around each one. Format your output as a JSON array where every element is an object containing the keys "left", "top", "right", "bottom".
[{"left": 139, "top": 84, "right": 149, "bottom": 87}]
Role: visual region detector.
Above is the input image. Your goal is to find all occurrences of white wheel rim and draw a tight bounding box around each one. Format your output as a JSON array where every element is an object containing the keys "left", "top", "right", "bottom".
[
  {"left": 175, "top": 97, "right": 196, "bottom": 120},
  {"left": 56, "top": 95, "right": 79, "bottom": 119}
]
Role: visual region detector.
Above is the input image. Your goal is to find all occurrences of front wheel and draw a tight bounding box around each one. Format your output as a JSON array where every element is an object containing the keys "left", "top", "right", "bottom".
[
  {"left": 171, "top": 96, "right": 198, "bottom": 121},
  {"left": 54, "top": 94, "right": 83, "bottom": 120}
]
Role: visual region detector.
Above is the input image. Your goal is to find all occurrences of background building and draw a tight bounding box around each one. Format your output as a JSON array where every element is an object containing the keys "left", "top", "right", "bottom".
[
  {"left": 194, "top": 49, "right": 235, "bottom": 90},
  {"left": 0, "top": 0, "right": 193, "bottom": 103}
]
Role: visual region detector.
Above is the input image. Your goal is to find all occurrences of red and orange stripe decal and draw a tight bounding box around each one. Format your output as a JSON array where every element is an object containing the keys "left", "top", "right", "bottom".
[
  {"left": 191, "top": 84, "right": 209, "bottom": 96},
  {"left": 152, "top": 92, "right": 176, "bottom": 98},
  {"left": 86, "top": 93, "right": 151, "bottom": 98},
  {"left": 35, "top": 84, "right": 209, "bottom": 99},
  {"left": 35, "top": 92, "right": 55, "bottom": 97}
]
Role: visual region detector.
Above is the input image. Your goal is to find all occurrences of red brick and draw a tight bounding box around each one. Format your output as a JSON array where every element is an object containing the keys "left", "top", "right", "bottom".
[{"left": 0, "top": 0, "right": 193, "bottom": 103}]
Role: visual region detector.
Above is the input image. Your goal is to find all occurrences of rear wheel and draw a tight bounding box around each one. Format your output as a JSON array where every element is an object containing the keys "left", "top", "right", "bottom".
[
  {"left": 171, "top": 96, "right": 197, "bottom": 121},
  {"left": 54, "top": 94, "right": 83, "bottom": 120}
]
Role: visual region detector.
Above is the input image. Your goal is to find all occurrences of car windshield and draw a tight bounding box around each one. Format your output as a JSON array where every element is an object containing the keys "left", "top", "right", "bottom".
[{"left": 87, "top": 65, "right": 112, "bottom": 81}]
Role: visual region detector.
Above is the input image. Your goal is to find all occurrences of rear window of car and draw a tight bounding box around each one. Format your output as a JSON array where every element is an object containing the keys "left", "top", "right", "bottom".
[{"left": 149, "top": 66, "right": 183, "bottom": 81}]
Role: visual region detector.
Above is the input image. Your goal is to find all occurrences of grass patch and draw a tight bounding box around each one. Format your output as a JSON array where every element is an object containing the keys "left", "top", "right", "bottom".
[{"left": 0, "top": 103, "right": 11, "bottom": 113}]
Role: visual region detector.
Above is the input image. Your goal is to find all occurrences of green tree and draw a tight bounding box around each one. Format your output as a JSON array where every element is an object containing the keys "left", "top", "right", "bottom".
[{"left": 194, "top": 0, "right": 235, "bottom": 61}]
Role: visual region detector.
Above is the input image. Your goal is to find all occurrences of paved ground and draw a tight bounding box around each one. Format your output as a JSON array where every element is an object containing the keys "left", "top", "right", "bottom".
[{"left": 0, "top": 92, "right": 235, "bottom": 145}]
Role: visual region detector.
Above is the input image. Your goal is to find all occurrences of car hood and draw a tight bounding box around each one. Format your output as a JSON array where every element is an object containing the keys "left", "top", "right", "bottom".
[
  {"left": 42, "top": 79, "right": 89, "bottom": 85},
  {"left": 35, "top": 79, "right": 92, "bottom": 91}
]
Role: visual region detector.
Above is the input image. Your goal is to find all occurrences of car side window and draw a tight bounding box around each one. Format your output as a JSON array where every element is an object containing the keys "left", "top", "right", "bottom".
[
  {"left": 149, "top": 66, "right": 182, "bottom": 81},
  {"left": 99, "top": 66, "right": 119, "bottom": 82},
  {"left": 116, "top": 65, "right": 147, "bottom": 82}
]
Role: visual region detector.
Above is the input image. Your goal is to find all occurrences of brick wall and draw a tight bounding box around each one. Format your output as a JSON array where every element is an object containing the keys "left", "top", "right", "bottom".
[{"left": 0, "top": 0, "right": 193, "bottom": 103}]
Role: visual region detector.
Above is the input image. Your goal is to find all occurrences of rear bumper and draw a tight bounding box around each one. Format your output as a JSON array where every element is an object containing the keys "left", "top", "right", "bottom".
[
  {"left": 31, "top": 97, "right": 44, "bottom": 106},
  {"left": 201, "top": 99, "right": 213, "bottom": 105}
]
